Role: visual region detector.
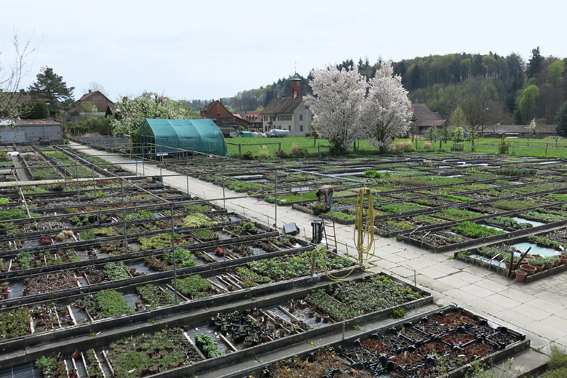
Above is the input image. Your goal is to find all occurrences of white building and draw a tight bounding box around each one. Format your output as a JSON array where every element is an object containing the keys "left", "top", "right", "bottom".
[{"left": 260, "top": 74, "right": 313, "bottom": 137}]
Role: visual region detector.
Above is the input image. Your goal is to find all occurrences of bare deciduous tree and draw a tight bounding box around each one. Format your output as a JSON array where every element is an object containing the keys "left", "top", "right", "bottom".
[{"left": 0, "top": 33, "right": 38, "bottom": 120}]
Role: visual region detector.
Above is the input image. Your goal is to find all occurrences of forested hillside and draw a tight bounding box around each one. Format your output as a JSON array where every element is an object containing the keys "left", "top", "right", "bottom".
[{"left": 217, "top": 48, "right": 566, "bottom": 125}]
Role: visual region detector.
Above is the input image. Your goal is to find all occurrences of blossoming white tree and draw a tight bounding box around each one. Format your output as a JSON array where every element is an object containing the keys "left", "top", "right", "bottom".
[
  {"left": 305, "top": 65, "right": 367, "bottom": 154},
  {"left": 111, "top": 92, "right": 197, "bottom": 142},
  {"left": 361, "top": 61, "right": 412, "bottom": 151},
  {"left": 525, "top": 118, "right": 537, "bottom": 134}
]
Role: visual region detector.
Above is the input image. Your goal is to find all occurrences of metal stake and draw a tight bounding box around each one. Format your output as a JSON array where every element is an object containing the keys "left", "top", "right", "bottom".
[
  {"left": 171, "top": 202, "right": 179, "bottom": 304},
  {"left": 275, "top": 168, "right": 278, "bottom": 229},
  {"left": 222, "top": 157, "right": 226, "bottom": 210},
  {"left": 123, "top": 208, "right": 128, "bottom": 255}
]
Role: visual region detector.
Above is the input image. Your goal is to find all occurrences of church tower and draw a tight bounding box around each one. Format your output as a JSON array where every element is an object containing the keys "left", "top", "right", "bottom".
[{"left": 290, "top": 73, "right": 302, "bottom": 98}]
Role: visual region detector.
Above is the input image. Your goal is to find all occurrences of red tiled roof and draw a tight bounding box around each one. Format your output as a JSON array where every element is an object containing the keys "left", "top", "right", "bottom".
[{"left": 261, "top": 94, "right": 306, "bottom": 115}]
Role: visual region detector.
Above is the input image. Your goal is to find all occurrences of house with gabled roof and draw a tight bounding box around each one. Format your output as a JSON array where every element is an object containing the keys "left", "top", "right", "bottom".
[
  {"left": 411, "top": 103, "right": 447, "bottom": 133},
  {"left": 73, "top": 90, "right": 114, "bottom": 118},
  {"left": 260, "top": 74, "right": 312, "bottom": 136},
  {"left": 234, "top": 111, "right": 263, "bottom": 131},
  {"left": 201, "top": 100, "right": 235, "bottom": 126}
]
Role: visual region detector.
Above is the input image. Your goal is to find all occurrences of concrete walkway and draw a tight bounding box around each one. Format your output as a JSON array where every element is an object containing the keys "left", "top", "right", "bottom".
[{"left": 70, "top": 143, "right": 565, "bottom": 374}]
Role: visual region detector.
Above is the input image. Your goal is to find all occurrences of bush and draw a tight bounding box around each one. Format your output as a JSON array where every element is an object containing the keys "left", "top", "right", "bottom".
[
  {"left": 290, "top": 143, "right": 308, "bottom": 157},
  {"left": 497, "top": 141, "right": 509, "bottom": 154},
  {"left": 549, "top": 345, "right": 567, "bottom": 370},
  {"left": 423, "top": 142, "right": 432, "bottom": 150},
  {"left": 258, "top": 149, "right": 270, "bottom": 159},
  {"left": 394, "top": 141, "right": 413, "bottom": 152},
  {"left": 276, "top": 149, "right": 288, "bottom": 158},
  {"left": 21, "top": 99, "right": 50, "bottom": 119},
  {"left": 241, "top": 151, "right": 254, "bottom": 160}
]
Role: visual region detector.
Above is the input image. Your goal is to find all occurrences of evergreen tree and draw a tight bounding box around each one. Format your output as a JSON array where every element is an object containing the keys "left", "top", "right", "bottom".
[
  {"left": 28, "top": 67, "right": 74, "bottom": 119},
  {"left": 526, "top": 47, "right": 544, "bottom": 78},
  {"left": 556, "top": 100, "right": 567, "bottom": 137},
  {"left": 410, "top": 65, "right": 421, "bottom": 90},
  {"left": 20, "top": 99, "right": 49, "bottom": 119}
]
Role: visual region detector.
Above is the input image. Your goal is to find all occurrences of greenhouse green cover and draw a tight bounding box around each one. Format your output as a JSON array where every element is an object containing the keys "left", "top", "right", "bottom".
[
  {"left": 137, "top": 119, "right": 227, "bottom": 156},
  {"left": 241, "top": 131, "right": 253, "bottom": 137}
]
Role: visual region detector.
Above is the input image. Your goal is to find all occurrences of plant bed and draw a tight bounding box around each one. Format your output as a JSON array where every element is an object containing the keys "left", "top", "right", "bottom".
[
  {"left": 454, "top": 240, "right": 566, "bottom": 282},
  {"left": 85, "top": 349, "right": 105, "bottom": 378},
  {"left": 176, "top": 274, "right": 224, "bottom": 300},
  {"left": 430, "top": 208, "right": 484, "bottom": 221},
  {"left": 399, "top": 212, "right": 567, "bottom": 253},
  {"left": 31, "top": 303, "right": 74, "bottom": 332},
  {"left": 378, "top": 202, "right": 428, "bottom": 214},
  {"left": 77, "top": 289, "right": 132, "bottom": 320},
  {"left": 374, "top": 219, "right": 416, "bottom": 236},
  {"left": 519, "top": 208, "right": 567, "bottom": 223},
  {"left": 306, "top": 274, "right": 426, "bottom": 322},
  {"left": 136, "top": 284, "right": 176, "bottom": 309},
  {"left": 483, "top": 216, "right": 534, "bottom": 231},
  {"left": 24, "top": 271, "right": 79, "bottom": 296},
  {"left": 0, "top": 307, "right": 31, "bottom": 340},
  {"left": 236, "top": 305, "right": 528, "bottom": 378},
  {"left": 451, "top": 221, "right": 505, "bottom": 238},
  {"left": 35, "top": 354, "right": 68, "bottom": 378},
  {"left": 106, "top": 327, "right": 203, "bottom": 377}
]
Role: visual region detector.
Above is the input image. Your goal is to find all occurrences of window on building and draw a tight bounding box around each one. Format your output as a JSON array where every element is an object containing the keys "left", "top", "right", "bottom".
[
  {"left": 288, "top": 126, "right": 291, "bottom": 131},
  {"left": 305, "top": 105, "right": 308, "bottom": 109},
  {"left": 299, "top": 115, "right": 303, "bottom": 121},
  {"left": 300, "top": 125, "right": 303, "bottom": 132}
]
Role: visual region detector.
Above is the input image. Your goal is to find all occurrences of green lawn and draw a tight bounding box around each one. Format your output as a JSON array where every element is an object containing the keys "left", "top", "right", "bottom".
[
  {"left": 224, "top": 136, "right": 332, "bottom": 158},
  {"left": 223, "top": 136, "right": 567, "bottom": 159}
]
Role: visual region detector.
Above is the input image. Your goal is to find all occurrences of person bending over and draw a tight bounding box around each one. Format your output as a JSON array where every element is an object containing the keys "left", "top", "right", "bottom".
[{"left": 316, "top": 185, "right": 334, "bottom": 211}]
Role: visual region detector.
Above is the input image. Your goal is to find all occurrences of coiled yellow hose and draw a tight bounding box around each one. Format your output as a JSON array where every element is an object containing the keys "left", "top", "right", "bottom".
[{"left": 316, "top": 187, "right": 375, "bottom": 281}]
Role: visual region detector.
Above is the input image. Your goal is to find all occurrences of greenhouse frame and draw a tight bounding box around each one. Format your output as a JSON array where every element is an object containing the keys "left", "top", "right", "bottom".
[{"left": 136, "top": 118, "right": 227, "bottom": 156}]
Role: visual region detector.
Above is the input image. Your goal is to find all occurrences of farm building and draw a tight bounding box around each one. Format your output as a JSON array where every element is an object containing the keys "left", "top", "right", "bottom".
[
  {"left": 136, "top": 118, "right": 227, "bottom": 156},
  {"left": 0, "top": 119, "right": 63, "bottom": 143}
]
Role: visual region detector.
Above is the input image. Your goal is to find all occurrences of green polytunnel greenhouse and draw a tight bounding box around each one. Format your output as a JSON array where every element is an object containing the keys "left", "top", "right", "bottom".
[{"left": 136, "top": 119, "right": 227, "bottom": 156}]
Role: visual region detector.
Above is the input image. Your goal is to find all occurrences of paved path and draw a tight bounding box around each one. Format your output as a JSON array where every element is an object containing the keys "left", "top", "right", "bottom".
[{"left": 70, "top": 143, "right": 567, "bottom": 369}]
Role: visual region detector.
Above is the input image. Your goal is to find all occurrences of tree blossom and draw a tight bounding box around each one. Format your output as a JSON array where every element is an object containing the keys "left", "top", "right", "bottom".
[
  {"left": 305, "top": 66, "right": 367, "bottom": 153},
  {"left": 111, "top": 92, "right": 196, "bottom": 142},
  {"left": 525, "top": 118, "right": 537, "bottom": 134},
  {"left": 361, "top": 61, "right": 412, "bottom": 151}
]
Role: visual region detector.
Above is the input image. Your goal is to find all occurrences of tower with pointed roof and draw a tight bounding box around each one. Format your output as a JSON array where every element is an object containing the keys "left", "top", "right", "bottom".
[{"left": 290, "top": 73, "right": 302, "bottom": 98}]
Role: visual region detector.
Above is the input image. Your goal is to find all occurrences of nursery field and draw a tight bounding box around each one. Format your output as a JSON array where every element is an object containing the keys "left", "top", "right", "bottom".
[
  {"left": 0, "top": 142, "right": 547, "bottom": 378},
  {"left": 159, "top": 149, "right": 567, "bottom": 286},
  {"left": 222, "top": 136, "right": 567, "bottom": 159}
]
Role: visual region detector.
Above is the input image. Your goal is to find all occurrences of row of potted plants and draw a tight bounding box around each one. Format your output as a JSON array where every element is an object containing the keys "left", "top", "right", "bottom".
[
  {"left": 105, "top": 327, "right": 203, "bottom": 377},
  {"left": 78, "top": 289, "right": 132, "bottom": 320},
  {"left": 136, "top": 284, "right": 176, "bottom": 309},
  {"left": 245, "top": 307, "right": 524, "bottom": 378}
]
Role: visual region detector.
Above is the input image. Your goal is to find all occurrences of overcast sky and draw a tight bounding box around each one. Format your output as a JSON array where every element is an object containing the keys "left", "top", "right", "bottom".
[{"left": 1, "top": 0, "right": 565, "bottom": 103}]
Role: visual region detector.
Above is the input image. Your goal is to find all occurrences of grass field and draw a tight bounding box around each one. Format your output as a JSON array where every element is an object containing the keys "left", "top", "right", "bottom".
[{"left": 224, "top": 136, "right": 567, "bottom": 159}]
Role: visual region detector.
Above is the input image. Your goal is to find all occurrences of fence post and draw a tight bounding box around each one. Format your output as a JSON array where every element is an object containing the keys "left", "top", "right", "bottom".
[
  {"left": 278, "top": 142, "right": 281, "bottom": 153},
  {"left": 239, "top": 144, "right": 242, "bottom": 156}
]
